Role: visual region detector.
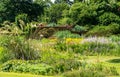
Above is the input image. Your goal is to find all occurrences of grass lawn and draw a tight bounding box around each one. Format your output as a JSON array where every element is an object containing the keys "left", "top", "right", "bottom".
[{"left": 0, "top": 72, "right": 60, "bottom": 77}]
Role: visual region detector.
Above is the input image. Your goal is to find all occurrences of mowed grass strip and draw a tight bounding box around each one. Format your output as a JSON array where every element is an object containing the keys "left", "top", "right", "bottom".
[{"left": 0, "top": 72, "right": 60, "bottom": 77}]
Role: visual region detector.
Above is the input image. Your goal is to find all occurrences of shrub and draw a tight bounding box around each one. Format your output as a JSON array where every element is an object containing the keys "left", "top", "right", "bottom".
[
  {"left": 58, "top": 17, "right": 73, "bottom": 25},
  {"left": 54, "top": 30, "right": 80, "bottom": 39},
  {"left": 63, "top": 64, "right": 119, "bottom": 77},
  {"left": 54, "top": 40, "right": 67, "bottom": 51},
  {"left": 0, "top": 47, "right": 14, "bottom": 63},
  {"left": 86, "top": 23, "right": 120, "bottom": 36},
  {"left": 47, "top": 23, "right": 58, "bottom": 27},
  {"left": 72, "top": 25, "right": 88, "bottom": 32},
  {"left": 107, "top": 23, "right": 120, "bottom": 34},
  {"left": 1, "top": 58, "right": 81, "bottom": 75},
  {"left": 40, "top": 50, "right": 81, "bottom": 73},
  {"left": 99, "top": 12, "right": 120, "bottom": 25},
  {"left": 1, "top": 60, "right": 54, "bottom": 75},
  {"left": 53, "top": 59, "right": 81, "bottom": 73},
  {"left": 86, "top": 25, "right": 111, "bottom": 36}
]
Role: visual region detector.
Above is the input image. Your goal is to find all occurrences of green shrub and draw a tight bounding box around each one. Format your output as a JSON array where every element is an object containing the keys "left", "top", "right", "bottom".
[
  {"left": 86, "top": 25, "right": 111, "bottom": 36},
  {"left": 54, "top": 40, "right": 67, "bottom": 51},
  {"left": 40, "top": 50, "right": 81, "bottom": 73},
  {"left": 63, "top": 64, "right": 119, "bottom": 77},
  {"left": 47, "top": 23, "right": 58, "bottom": 27},
  {"left": 58, "top": 17, "right": 73, "bottom": 25},
  {"left": 0, "top": 47, "right": 14, "bottom": 63},
  {"left": 1, "top": 58, "right": 81, "bottom": 75},
  {"left": 53, "top": 59, "right": 81, "bottom": 73},
  {"left": 1, "top": 60, "right": 54, "bottom": 75},
  {"left": 107, "top": 23, "right": 120, "bottom": 34},
  {"left": 99, "top": 12, "right": 120, "bottom": 25},
  {"left": 86, "top": 23, "right": 120, "bottom": 36},
  {"left": 72, "top": 25, "right": 88, "bottom": 32},
  {"left": 54, "top": 30, "right": 80, "bottom": 39}
]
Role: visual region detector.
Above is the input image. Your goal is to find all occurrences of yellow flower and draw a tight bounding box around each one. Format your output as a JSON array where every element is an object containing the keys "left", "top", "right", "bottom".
[{"left": 65, "top": 38, "right": 83, "bottom": 44}]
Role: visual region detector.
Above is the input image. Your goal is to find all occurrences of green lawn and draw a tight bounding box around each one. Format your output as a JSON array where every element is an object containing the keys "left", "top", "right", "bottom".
[{"left": 0, "top": 72, "right": 60, "bottom": 77}]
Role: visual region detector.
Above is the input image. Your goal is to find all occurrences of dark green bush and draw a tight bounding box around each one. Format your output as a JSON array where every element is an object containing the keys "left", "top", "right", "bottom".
[{"left": 99, "top": 12, "right": 120, "bottom": 25}]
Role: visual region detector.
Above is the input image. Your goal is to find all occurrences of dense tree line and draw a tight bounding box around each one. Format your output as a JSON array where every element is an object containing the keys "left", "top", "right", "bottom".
[{"left": 0, "top": 0, "right": 120, "bottom": 36}]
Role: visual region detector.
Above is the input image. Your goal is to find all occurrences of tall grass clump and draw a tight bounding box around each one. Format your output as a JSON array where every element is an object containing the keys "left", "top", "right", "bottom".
[{"left": 0, "top": 35, "right": 40, "bottom": 63}]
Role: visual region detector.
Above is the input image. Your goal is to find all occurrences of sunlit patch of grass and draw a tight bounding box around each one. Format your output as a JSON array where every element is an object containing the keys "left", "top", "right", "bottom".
[
  {"left": 81, "top": 56, "right": 120, "bottom": 75},
  {"left": 0, "top": 72, "right": 60, "bottom": 77}
]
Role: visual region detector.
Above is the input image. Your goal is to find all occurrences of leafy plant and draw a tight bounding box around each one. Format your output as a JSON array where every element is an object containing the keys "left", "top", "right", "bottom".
[
  {"left": 63, "top": 63, "right": 119, "bottom": 77},
  {"left": 54, "top": 30, "right": 80, "bottom": 39},
  {"left": 1, "top": 60, "right": 54, "bottom": 75},
  {"left": 0, "top": 35, "right": 40, "bottom": 61}
]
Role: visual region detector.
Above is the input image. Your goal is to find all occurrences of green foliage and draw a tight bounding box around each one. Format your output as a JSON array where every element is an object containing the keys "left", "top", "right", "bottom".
[
  {"left": 15, "top": 14, "right": 28, "bottom": 31},
  {"left": 63, "top": 64, "right": 119, "bottom": 77},
  {"left": 47, "top": 23, "right": 58, "bottom": 27},
  {"left": 0, "top": 35, "right": 40, "bottom": 61},
  {"left": 53, "top": 59, "right": 81, "bottom": 73},
  {"left": 0, "top": 0, "right": 45, "bottom": 22},
  {"left": 99, "top": 12, "right": 120, "bottom": 25},
  {"left": 86, "top": 25, "right": 111, "bottom": 36},
  {"left": 47, "top": 3, "right": 70, "bottom": 23},
  {"left": 54, "top": 40, "right": 67, "bottom": 51},
  {"left": 86, "top": 23, "right": 120, "bottom": 36},
  {"left": 69, "top": 2, "right": 98, "bottom": 25},
  {"left": 54, "top": 37, "right": 120, "bottom": 56},
  {"left": 40, "top": 50, "right": 81, "bottom": 73},
  {"left": 1, "top": 51, "right": 81, "bottom": 75},
  {"left": 109, "top": 35, "right": 120, "bottom": 42},
  {"left": 0, "top": 47, "right": 13, "bottom": 64},
  {"left": 1, "top": 60, "right": 54, "bottom": 75},
  {"left": 58, "top": 17, "right": 73, "bottom": 25},
  {"left": 54, "top": 30, "right": 80, "bottom": 39},
  {"left": 72, "top": 25, "right": 88, "bottom": 32}
]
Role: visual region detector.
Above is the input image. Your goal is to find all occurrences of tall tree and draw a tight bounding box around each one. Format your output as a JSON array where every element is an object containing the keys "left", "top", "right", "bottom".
[
  {"left": 0, "top": 0, "right": 45, "bottom": 22},
  {"left": 48, "top": 3, "right": 70, "bottom": 23}
]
